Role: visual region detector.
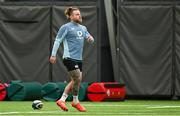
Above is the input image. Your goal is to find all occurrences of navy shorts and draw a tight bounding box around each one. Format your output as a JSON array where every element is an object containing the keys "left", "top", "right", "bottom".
[{"left": 63, "top": 58, "right": 82, "bottom": 72}]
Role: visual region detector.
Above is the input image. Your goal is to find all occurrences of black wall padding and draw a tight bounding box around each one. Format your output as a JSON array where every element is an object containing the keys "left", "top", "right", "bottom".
[
  {"left": 117, "top": 4, "right": 173, "bottom": 95},
  {"left": 0, "top": 6, "right": 50, "bottom": 84},
  {"left": 175, "top": 5, "right": 180, "bottom": 96},
  {"left": 51, "top": 3, "right": 98, "bottom": 83},
  {"left": 0, "top": 2, "right": 99, "bottom": 84}
]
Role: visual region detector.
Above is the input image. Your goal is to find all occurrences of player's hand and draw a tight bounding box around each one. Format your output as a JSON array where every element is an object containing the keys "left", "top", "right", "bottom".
[
  {"left": 49, "top": 56, "right": 57, "bottom": 64},
  {"left": 87, "top": 36, "right": 94, "bottom": 43}
]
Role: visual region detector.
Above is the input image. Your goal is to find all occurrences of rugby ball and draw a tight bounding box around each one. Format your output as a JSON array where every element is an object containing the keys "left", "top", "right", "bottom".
[{"left": 32, "top": 100, "right": 43, "bottom": 110}]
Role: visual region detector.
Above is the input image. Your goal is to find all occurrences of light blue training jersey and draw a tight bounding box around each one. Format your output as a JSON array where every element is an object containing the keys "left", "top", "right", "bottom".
[{"left": 51, "top": 21, "right": 91, "bottom": 61}]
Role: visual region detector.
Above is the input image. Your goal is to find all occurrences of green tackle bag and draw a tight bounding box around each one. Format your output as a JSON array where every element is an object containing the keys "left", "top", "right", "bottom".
[{"left": 7, "top": 81, "right": 42, "bottom": 101}]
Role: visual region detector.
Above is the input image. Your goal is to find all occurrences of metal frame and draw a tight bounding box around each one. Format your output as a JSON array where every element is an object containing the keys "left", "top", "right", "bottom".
[{"left": 104, "top": 0, "right": 119, "bottom": 81}]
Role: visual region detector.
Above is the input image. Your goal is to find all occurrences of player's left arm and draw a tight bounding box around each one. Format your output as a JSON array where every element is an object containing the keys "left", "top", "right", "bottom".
[
  {"left": 84, "top": 26, "right": 94, "bottom": 43},
  {"left": 87, "top": 35, "right": 94, "bottom": 43}
]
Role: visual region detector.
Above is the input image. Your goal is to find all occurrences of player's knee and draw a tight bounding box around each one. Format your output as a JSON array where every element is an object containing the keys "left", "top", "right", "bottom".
[
  {"left": 71, "top": 72, "right": 80, "bottom": 80},
  {"left": 72, "top": 77, "right": 80, "bottom": 84}
]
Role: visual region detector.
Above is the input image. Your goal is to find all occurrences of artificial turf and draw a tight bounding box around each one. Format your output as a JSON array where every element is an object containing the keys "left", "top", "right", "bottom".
[{"left": 1, "top": 100, "right": 180, "bottom": 116}]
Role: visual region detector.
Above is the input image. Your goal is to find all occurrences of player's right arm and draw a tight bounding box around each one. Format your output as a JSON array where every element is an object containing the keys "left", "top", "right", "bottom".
[{"left": 50, "top": 25, "right": 68, "bottom": 64}]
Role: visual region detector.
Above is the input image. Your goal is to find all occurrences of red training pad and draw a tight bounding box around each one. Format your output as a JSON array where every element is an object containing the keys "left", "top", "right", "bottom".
[
  {"left": 0, "top": 83, "right": 7, "bottom": 101},
  {"left": 87, "top": 82, "right": 126, "bottom": 102}
]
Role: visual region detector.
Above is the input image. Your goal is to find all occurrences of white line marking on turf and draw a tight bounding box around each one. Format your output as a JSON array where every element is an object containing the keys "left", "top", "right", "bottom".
[
  {"left": 84, "top": 104, "right": 150, "bottom": 107},
  {"left": 0, "top": 111, "right": 61, "bottom": 115},
  {"left": 147, "top": 105, "right": 180, "bottom": 109},
  {"left": 0, "top": 112, "right": 19, "bottom": 115},
  {"left": 0, "top": 111, "right": 171, "bottom": 115},
  {"left": 85, "top": 104, "right": 180, "bottom": 109}
]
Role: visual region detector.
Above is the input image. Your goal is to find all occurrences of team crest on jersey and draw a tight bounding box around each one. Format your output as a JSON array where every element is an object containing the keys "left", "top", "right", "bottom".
[{"left": 77, "top": 31, "right": 83, "bottom": 37}]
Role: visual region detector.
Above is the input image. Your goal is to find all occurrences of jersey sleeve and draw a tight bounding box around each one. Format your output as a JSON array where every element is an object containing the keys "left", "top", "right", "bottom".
[
  {"left": 83, "top": 26, "right": 94, "bottom": 43},
  {"left": 51, "top": 25, "right": 68, "bottom": 56},
  {"left": 83, "top": 26, "right": 91, "bottom": 39}
]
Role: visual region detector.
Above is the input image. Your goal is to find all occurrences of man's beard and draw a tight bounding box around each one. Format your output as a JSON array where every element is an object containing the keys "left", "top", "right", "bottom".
[{"left": 74, "top": 18, "right": 82, "bottom": 23}]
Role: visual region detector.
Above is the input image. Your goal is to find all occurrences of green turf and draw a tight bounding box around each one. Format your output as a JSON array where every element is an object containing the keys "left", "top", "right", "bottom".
[{"left": 1, "top": 100, "right": 180, "bottom": 116}]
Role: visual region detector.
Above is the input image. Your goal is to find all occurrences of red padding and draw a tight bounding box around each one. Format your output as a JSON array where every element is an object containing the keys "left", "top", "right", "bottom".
[
  {"left": 87, "top": 82, "right": 126, "bottom": 102},
  {"left": 0, "top": 83, "right": 7, "bottom": 101}
]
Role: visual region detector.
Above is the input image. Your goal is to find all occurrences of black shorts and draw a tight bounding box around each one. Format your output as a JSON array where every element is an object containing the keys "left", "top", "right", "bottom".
[{"left": 63, "top": 58, "right": 82, "bottom": 72}]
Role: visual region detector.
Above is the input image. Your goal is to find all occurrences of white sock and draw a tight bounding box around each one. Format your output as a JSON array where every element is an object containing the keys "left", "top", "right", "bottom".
[
  {"left": 59, "top": 93, "right": 68, "bottom": 102},
  {"left": 73, "top": 95, "right": 79, "bottom": 104}
]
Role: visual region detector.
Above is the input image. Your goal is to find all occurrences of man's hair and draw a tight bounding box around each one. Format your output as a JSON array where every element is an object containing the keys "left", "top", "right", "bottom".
[{"left": 64, "top": 7, "right": 79, "bottom": 19}]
